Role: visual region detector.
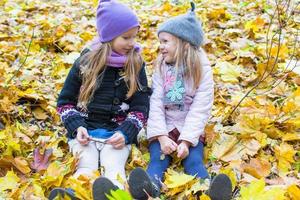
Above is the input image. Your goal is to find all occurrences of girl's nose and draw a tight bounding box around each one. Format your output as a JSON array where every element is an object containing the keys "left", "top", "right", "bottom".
[
  {"left": 129, "top": 38, "right": 135, "bottom": 47},
  {"left": 159, "top": 43, "right": 164, "bottom": 50}
]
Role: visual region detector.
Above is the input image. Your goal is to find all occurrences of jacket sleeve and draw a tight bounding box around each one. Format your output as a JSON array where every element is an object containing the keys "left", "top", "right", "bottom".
[
  {"left": 57, "top": 57, "right": 87, "bottom": 138},
  {"left": 179, "top": 50, "right": 214, "bottom": 146},
  {"left": 146, "top": 68, "right": 169, "bottom": 140},
  {"left": 115, "top": 65, "right": 150, "bottom": 144}
]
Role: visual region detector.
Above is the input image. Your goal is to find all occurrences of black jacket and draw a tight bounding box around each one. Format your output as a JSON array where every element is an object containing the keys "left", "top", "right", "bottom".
[{"left": 57, "top": 50, "right": 150, "bottom": 144}]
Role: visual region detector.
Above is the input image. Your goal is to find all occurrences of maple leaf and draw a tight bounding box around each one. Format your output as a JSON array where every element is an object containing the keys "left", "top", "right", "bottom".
[
  {"left": 241, "top": 158, "right": 271, "bottom": 179},
  {"left": 215, "top": 61, "right": 243, "bottom": 83},
  {"left": 32, "top": 107, "right": 48, "bottom": 120},
  {"left": 274, "top": 143, "right": 296, "bottom": 173},
  {"left": 128, "top": 144, "right": 147, "bottom": 168},
  {"left": 164, "top": 169, "right": 196, "bottom": 189},
  {"left": 0, "top": 156, "right": 31, "bottom": 174},
  {"left": 244, "top": 16, "right": 265, "bottom": 33},
  {"left": 0, "top": 171, "right": 20, "bottom": 191},
  {"left": 163, "top": 169, "right": 198, "bottom": 196},
  {"left": 287, "top": 185, "right": 300, "bottom": 200},
  {"left": 63, "top": 176, "right": 93, "bottom": 200},
  {"left": 238, "top": 179, "right": 286, "bottom": 200},
  {"left": 30, "top": 147, "right": 53, "bottom": 172},
  {"left": 42, "top": 161, "right": 66, "bottom": 188},
  {"left": 211, "top": 134, "right": 238, "bottom": 160},
  {"left": 22, "top": 181, "right": 45, "bottom": 199}
]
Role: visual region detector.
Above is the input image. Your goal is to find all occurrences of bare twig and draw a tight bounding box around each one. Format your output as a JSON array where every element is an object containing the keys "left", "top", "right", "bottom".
[
  {"left": 5, "top": 28, "right": 35, "bottom": 86},
  {"left": 53, "top": 40, "right": 65, "bottom": 53},
  {"left": 223, "top": 0, "right": 298, "bottom": 123},
  {"left": 252, "top": 30, "right": 299, "bottom": 96}
]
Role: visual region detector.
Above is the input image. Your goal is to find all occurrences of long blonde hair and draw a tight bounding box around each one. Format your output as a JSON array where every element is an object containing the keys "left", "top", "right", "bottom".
[
  {"left": 78, "top": 43, "right": 143, "bottom": 110},
  {"left": 158, "top": 37, "right": 202, "bottom": 91}
]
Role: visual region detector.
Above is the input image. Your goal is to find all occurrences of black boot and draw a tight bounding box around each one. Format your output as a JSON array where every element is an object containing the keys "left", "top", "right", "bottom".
[
  {"left": 128, "top": 167, "right": 160, "bottom": 200},
  {"left": 48, "top": 188, "right": 79, "bottom": 200},
  {"left": 92, "top": 177, "right": 119, "bottom": 200},
  {"left": 207, "top": 174, "right": 232, "bottom": 200}
]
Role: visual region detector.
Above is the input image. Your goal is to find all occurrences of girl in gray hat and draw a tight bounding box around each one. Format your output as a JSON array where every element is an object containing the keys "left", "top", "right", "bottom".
[{"left": 128, "top": 2, "right": 232, "bottom": 200}]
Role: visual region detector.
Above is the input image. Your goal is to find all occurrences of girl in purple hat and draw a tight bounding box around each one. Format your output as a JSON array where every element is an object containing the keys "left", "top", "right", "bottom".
[{"left": 49, "top": 1, "right": 150, "bottom": 199}]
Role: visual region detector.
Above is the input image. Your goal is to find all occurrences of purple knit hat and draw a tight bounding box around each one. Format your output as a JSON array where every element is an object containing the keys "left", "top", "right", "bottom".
[{"left": 96, "top": 0, "right": 140, "bottom": 42}]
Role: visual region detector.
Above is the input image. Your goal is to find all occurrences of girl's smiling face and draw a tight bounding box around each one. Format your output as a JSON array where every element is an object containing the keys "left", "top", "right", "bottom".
[
  {"left": 112, "top": 27, "right": 139, "bottom": 55},
  {"left": 158, "top": 32, "right": 177, "bottom": 64}
]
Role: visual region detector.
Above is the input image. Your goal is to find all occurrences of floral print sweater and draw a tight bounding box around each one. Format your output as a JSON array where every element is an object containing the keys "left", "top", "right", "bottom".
[{"left": 147, "top": 48, "right": 214, "bottom": 147}]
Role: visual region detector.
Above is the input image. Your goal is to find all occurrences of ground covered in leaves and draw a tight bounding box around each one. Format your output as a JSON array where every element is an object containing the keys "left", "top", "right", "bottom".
[{"left": 0, "top": 0, "right": 299, "bottom": 199}]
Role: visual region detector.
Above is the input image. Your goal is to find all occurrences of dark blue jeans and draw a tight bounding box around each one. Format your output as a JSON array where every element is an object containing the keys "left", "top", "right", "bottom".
[{"left": 146, "top": 140, "right": 209, "bottom": 188}]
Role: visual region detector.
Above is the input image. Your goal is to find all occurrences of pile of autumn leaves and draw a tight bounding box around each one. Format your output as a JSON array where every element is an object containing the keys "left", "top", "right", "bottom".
[{"left": 0, "top": 0, "right": 299, "bottom": 199}]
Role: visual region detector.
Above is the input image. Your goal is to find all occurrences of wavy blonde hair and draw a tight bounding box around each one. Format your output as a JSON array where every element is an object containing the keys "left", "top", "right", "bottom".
[
  {"left": 78, "top": 43, "right": 143, "bottom": 110},
  {"left": 157, "top": 37, "right": 202, "bottom": 91}
]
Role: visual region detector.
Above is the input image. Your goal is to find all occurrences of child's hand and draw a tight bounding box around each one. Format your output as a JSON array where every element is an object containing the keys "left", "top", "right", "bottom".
[
  {"left": 177, "top": 141, "right": 190, "bottom": 159},
  {"left": 76, "top": 126, "right": 90, "bottom": 145},
  {"left": 106, "top": 131, "right": 125, "bottom": 149},
  {"left": 158, "top": 135, "right": 178, "bottom": 155}
]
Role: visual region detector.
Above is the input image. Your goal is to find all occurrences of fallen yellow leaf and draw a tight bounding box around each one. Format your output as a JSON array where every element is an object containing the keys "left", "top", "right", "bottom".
[
  {"left": 287, "top": 184, "right": 300, "bottom": 200},
  {"left": 215, "top": 61, "right": 243, "bottom": 83},
  {"left": 238, "top": 179, "right": 286, "bottom": 200},
  {"left": 199, "top": 193, "right": 211, "bottom": 200},
  {"left": 274, "top": 143, "right": 296, "bottom": 173},
  {"left": 211, "top": 134, "right": 238, "bottom": 160},
  {"left": 32, "top": 107, "right": 48, "bottom": 120},
  {"left": 164, "top": 169, "right": 195, "bottom": 189},
  {"left": 14, "top": 157, "right": 31, "bottom": 174},
  {"left": 241, "top": 158, "right": 271, "bottom": 179},
  {"left": 282, "top": 133, "right": 300, "bottom": 142},
  {"left": 0, "top": 171, "right": 20, "bottom": 191}
]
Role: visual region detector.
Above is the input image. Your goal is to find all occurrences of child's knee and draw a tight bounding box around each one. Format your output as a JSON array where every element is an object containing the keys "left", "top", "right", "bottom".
[{"left": 69, "top": 139, "right": 98, "bottom": 155}]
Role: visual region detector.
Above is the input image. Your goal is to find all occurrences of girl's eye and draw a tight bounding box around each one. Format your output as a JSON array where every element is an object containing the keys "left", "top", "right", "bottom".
[{"left": 123, "top": 37, "right": 129, "bottom": 40}]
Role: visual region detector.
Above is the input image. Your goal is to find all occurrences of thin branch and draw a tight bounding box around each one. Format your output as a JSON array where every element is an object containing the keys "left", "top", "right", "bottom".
[
  {"left": 53, "top": 40, "right": 65, "bottom": 53},
  {"left": 265, "top": 3, "right": 276, "bottom": 59},
  {"left": 5, "top": 28, "right": 35, "bottom": 86},
  {"left": 223, "top": 0, "right": 296, "bottom": 122},
  {"left": 254, "top": 14, "right": 299, "bottom": 96},
  {"left": 252, "top": 58, "right": 298, "bottom": 97}
]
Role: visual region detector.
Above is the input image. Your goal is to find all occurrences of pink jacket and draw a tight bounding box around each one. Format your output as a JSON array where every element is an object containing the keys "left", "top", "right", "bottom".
[{"left": 147, "top": 49, "right": 214, "bottom": 147}]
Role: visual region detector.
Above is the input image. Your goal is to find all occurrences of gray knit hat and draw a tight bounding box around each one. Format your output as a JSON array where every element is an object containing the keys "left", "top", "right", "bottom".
[{"left": 157, "top": 2, "right": 204, "bottom": 47}]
